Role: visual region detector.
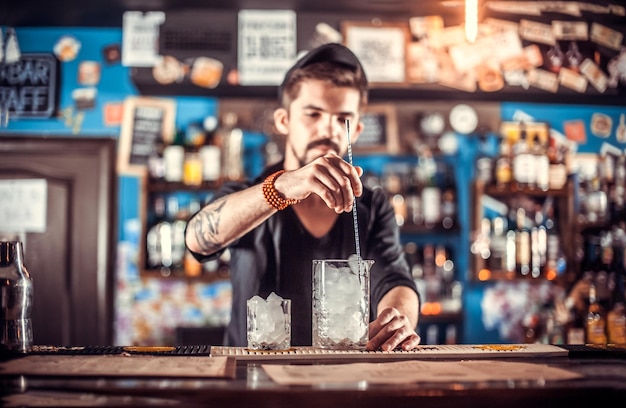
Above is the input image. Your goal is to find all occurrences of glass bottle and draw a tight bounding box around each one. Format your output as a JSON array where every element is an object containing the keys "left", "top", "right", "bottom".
[
  {"left": 512, "top": 125, "right": 532, "bottom": 191},
  {"left": 586, "top": 283, "right": 607, "bottom": 345},
  {"left": 0, "top": 240, "right": 34, "bottom": 354},
  {"left": 488, "top": 216, "right": 508, "bottom": 272},
  {"left": 532, "top": 134, "right": 550, "bottom": 191},
  {"left": 495, "top": 140, "right": 512, "bottom": 191},
  {"left": 515, "top": 207, "right": 531, "bottom": 277},
  {"left": 607, "top": 300, "right": 626, "bottom": 344}
]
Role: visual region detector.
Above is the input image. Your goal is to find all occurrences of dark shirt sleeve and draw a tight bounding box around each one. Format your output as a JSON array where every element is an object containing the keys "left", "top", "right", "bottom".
[{"left": 364, "top": 187, "right": 420, "bottom": 319}]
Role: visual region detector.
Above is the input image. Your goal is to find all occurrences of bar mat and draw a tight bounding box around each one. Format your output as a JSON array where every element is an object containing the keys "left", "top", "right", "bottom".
[
  {"left": 27, "top": 345, "right": 212, "bottom": 356},
  {"left": 556, "top": 344, "right": 626, "bottom": 358},
  {"left": 211, "top": 344, "right": 569, "bottom": 360}
]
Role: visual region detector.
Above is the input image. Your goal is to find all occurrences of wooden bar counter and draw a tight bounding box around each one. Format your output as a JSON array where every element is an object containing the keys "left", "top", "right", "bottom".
[{"left": 1, "top": 344, "right": 625, "bottom": 407}]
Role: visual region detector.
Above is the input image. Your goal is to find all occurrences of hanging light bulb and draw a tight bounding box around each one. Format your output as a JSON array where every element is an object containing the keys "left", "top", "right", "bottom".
[{"left": 465, "top": 0, "right": 478, "bottom": 43}]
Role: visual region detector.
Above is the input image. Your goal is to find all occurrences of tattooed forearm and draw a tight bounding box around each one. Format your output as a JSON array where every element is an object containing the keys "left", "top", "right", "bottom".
[{"left": 192, "top": 198, "right": 227, "bottom": 252}]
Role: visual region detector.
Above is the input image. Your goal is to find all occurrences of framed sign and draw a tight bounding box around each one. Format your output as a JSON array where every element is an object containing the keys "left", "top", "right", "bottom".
[
  {"left": 353, "top": 104, "right": 400, "bottom": 154},
  {"left": 0, "top": 53, "right": 58, "bottom": 118},
  {"left": 342, "top": 21, "right": 409, "bottom": 84},
  {"left": 117, "top": 96, "right": 175, "bottom": 175}
]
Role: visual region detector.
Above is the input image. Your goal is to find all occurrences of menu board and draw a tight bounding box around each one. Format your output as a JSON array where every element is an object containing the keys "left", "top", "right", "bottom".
[
  {"left": 117, "top": 97, "right": 175, "bottom": 174},
  {"left": 353, "top": 104, "right": 399, "bottom": 154}
]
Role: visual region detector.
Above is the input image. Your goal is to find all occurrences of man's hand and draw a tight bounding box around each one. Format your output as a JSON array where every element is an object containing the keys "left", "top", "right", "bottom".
[
  {"left": 366, "top": 307, "right": 421, "bottom": 351},
  {"left": 276, "top": 152, "right": 363, "bottom": 213}
]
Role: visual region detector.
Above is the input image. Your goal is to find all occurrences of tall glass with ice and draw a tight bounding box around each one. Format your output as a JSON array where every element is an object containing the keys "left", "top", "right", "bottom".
[{"left": 312, "top": 258, "right": 374, "bottom": 349}]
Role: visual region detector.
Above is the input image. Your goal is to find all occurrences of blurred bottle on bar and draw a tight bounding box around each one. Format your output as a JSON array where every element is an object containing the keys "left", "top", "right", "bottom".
[{"left": 586, "top": 283, "right": 607, "bottom": 345}]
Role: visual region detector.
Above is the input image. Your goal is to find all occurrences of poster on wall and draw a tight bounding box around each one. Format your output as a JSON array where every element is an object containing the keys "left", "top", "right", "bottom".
[
  {"left": 0, "top": 179, "right": 47, "bottom": 233},
  {"left": 237, "top": 9, "right": 297, "bottom": 85},
  {"left": 122, "top": 11, "right": 165, "bottom": 67}
]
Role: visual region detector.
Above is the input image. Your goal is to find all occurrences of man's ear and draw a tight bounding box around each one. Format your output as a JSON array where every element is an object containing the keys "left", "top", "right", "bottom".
[
  {"left": 273, "top": 107, "right": 289, "bottom": 135},
  {"left": 351, "top": 119, "right": 364, "bottom": 143}
]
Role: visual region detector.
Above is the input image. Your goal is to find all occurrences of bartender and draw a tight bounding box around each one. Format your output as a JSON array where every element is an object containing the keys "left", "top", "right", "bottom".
[{"left": 185, "top": 43, "right": 420, "bottom": 351}]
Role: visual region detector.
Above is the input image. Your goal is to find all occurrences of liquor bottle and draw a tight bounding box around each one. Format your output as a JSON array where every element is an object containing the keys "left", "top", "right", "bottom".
[
  {"left": 420, "top": 155, "right": 441, "bottom": 229},
  {"left": 544, "top": 204, "right": 561, "bottom": 280},
  {"left": 495, "top": 139, "right": 512, "bottom": 191},
  {"left": 475, "top": 133, "right": 493, "bottom": 185},
  {"left": 515, "top": 207, "right": 531, "bottom": 276},
  {"left": 512, "top": 124, "right": 533, "bottom": 191},
  {"left": 530, "top": 209, "right": 544, "bottom": 278},
  {"left": 0, "top": 241, "right": 33, "bottom": 353},
  {"left": 199, "top": 114, "right": 222, "bottom": 183},
  {"left": 505, "top": 229, "right": 517, "bottom": 278},
  {"left": 219, "top": 112, "right": 244, "bottom": 181},
  {"left": 440, "top": 165, "right": 456, "bottom": 230},
  {"left": 547, "top": 135, "right": 568, "bottom": 190},
  {"left": 532, "top": 134, "right": 550, "bottom": 191},
  {"left": 488, "top": 216, "right": 508, "bottom": 272},
  {"left": 612, "top": 154, "right": 625, "bottom": 215},
  {"left": 607, "top": 288, "right": 626, "bottom": 344},
  {"left": 586, "top": 283, "right": 607, "bottom": 345}
]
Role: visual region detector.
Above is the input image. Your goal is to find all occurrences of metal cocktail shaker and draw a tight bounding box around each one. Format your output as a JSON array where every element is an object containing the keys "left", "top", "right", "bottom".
[{"left": 0, "top": 241, "right": 33, "bottom": 354}]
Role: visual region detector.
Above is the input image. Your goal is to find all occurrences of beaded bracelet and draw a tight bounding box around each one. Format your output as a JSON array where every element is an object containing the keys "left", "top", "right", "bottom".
[{"left": 262, "top": 170, "right": 300, "bottom": 211}]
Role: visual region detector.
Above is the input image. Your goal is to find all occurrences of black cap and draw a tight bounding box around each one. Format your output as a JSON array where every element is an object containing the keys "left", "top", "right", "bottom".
[{"left": 278, "top": 43, "right": 367, "bottom": 101}]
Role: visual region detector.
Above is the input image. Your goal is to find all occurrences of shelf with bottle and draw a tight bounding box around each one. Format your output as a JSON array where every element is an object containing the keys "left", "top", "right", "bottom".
[
  {"left": 357, "top": 151, "right": 460, "bottom": 235},
  {"left": 141, "top": 112, "right": 268, "bottom": 281},
  {"left": 142, "top": 190, "right": 232, "bottom": 282},
  {"left": 565, "top": 226, "right": 626, "bottom": 346},
  {"left": 470, "top": 119, "right": 578, "bottom": 284},
  {"left": 471, "top": 179, "right": 576, "bottom": 283},
  {"left": 575, "top": 151, "right": 626, "bottom": 233}
]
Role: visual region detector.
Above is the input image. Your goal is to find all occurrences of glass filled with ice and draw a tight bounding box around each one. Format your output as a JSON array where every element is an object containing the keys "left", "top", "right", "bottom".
[
  {"left": 246, "top": 292, "right": 291, "bottom": 350},
  {"left": 312, "top": 257, "right": 374, "bottom": 350}
]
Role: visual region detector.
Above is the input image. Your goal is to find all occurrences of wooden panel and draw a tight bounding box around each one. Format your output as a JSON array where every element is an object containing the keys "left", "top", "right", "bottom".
[{"left": 0, "top": 137, "right": 117, "bottom": 346}]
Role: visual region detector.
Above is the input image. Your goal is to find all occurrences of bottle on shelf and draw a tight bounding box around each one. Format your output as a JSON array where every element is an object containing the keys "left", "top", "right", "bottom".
[
  {"left": 494, "top": 139, "right": 512, "bottom": 191},
  {"left": 586, "top": 283, "right": 607, "bottom": 345},
  {"left": 488, "top": 216, "right": 508, "bottom": 273},
  {"left": 199, "top": 114, "right": 222, "bottom": 183},
  {"left": 512, "top": 123, "right": 534, "bottom": 191},
  {"left": 419, "top": 151, "right": 442, "bottom": 230},
  {"left": 219, "top": 112, "right": 244, "bottom": 182},
  {"left": 544, "top": 203, "right": 563, "bottom": 280},
  {"left": 530, "top": 208, "right": 545, "bottom": 278},
  {"left": 515, "top": 207, "right": 531, "bottom": 277},
  {"left": 547, "top": 135, "right": 568, "bottom": 190},
  {"left": 532, "top": 134, "right": 550, "bottom": 191},
  {"left": 607, "top": 291, "right": 626, "bottom": 344},
  {"left": 440, "top": 165, "right": 457, "bottom": 230}
]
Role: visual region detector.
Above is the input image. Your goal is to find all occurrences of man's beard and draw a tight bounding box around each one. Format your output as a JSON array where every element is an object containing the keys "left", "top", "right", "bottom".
[{"left": 291, "top": 139, "right": 342, "bottom": 168}]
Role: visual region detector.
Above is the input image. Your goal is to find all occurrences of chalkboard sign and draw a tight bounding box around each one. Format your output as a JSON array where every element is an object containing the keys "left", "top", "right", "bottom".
[
  {"left": 118, "top": 97, "right": 175, "bottom": 174},
  {"left": 353, "top": 104, "right": 399, "bottom": 154},
  {"left": 0, "top": 53, "right": 58, "bottom": 118}
]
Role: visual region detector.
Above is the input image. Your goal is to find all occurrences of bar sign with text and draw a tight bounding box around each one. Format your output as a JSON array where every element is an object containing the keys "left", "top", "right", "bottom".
[{"left": 0, "top": 53, "right": 58, "bottom": 118}]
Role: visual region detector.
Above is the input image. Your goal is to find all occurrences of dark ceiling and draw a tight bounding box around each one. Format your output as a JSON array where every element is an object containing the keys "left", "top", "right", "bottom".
[{"left": 1, "top": 0, "right": 471, "bottom": 27}]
